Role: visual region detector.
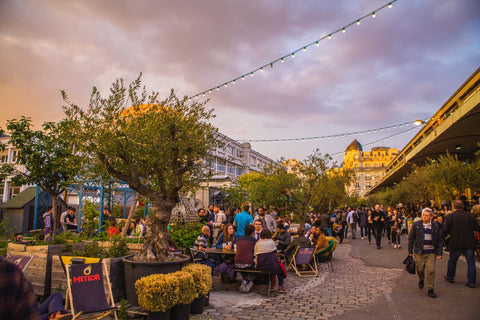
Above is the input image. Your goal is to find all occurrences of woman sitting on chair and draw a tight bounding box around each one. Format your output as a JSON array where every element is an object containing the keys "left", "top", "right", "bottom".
[{"left": 254, "top": 228, "right": 287, "bottom": 293}]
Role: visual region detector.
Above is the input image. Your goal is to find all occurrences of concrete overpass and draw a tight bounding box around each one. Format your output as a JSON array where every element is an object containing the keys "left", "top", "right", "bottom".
[{"left": 367, "top": 67, "right": 480, "bottom": 194}]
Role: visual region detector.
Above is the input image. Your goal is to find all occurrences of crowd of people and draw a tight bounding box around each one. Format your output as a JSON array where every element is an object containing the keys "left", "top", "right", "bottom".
[{"left": 192, "top": 199, "right": 480, "bottom": 298}]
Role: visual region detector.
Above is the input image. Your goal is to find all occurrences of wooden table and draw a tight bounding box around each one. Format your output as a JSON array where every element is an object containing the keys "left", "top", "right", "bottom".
[{"left": 205, "top": 248, "right": 236, "bottom": 255}]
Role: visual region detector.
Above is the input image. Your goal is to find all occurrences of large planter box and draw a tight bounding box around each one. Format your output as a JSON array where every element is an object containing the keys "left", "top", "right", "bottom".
[
  {"left": 7, "top": 242, "right": 84, "bottom": 297},
  {"left": 123, "top": 253, "right": 190, "bottom": 306}
]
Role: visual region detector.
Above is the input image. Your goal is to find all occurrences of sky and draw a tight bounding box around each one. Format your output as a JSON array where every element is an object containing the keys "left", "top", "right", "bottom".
[{"left": 0, "top": 0, "right": 479, "bottom": 164}]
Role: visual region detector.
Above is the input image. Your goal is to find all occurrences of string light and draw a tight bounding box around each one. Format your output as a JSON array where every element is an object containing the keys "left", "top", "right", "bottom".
[
  {"left": 330, "top": 127, "right": 418, "bottom": 156},
  {"left": 188, "top": 0, "right": 398, "bottom": 100},
  {"left": 238, "top": 117, "right": 427, "bottom": 143}
]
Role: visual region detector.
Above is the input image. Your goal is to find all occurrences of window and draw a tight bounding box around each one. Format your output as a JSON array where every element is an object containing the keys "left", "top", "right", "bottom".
[
  {"left": 0, "top": 154, "right": 7, "bottom": 163},
  {"left": 227, "top": 146, "right": 235, "bottom": 155},
  {"left": 227, "top": 165, "right": 234, "bottom": 175},
  {"left": 206, "top": 159, "right": 214, "bottom": 170},
  {"left": 9, "top": 186, "right": 21, "bottom": 200},
  {"left": 236, "top": 167, "right": 243, "bottom": 176},
  {"left": 217, "top": 161, "right": 225, "bottom": 172},
  {"left": 236, "top": 150, "right": 243, "bottom": 157},
  {"left": 355, "top": 182, "right": 360, "bottom": 188},
  {"left": 12, "top": 151, "right": 18, "bottom": 163},
  {"left": 250, "top": 156, "right": 257, "bottom": 166}
]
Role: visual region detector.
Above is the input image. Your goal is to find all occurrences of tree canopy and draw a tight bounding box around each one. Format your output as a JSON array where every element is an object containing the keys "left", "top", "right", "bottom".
[{"left": 62, "top": 74, "right": 219, "bottom": 260}]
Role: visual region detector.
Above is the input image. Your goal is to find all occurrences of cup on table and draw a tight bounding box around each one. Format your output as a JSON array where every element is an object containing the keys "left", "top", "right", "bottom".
[
  {"left": 227, "top": 241, "right": 232, "bottom": 250},
  {"left": 222, "top": 243, "right": 226, "bottom": 252},
  {"left": 233, "top": 244, "right": 237, "bottom": 252}
]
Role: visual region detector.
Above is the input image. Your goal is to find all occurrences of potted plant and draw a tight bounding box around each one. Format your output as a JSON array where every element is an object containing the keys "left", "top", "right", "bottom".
[
  {"left": 181, "top": 263, "right": 212, "bottom": 315},
  {"left": 135, "top": 273, "right": 179, "bottom": 320},
  {"left": 170, "top": 271, "right": 196, "bottom": 320}
]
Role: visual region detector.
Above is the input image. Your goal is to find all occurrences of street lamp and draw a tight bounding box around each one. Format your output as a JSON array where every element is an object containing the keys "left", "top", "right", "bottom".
[{"left": 414, "top": 120, "right": 425, "bottom": 126}]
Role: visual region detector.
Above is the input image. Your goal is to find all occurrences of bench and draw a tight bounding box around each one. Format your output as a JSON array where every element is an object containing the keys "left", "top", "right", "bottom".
[{"left": 234, "top": 268, "right": 272, "bottom": 296}]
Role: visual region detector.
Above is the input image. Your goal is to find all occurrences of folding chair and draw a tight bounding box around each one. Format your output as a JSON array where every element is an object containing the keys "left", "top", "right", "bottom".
[
  {"left": 6, "top": 255, "right": 35, "bottom": 272},
  {"left": 61, "top": 257, "right": 118, "bottom": 320},
  {"left": 315, "top": 239, "right": 335, "bottom": 271},
  {"left": 287, "top": 246, "right": 318, "bottom": 277}
]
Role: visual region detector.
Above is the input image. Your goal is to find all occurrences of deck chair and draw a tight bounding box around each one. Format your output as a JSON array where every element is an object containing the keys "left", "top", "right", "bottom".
[
  {"left": 315, "top": 239, "right": 335, "bottom": 271},
  {"left": 287, "top": 246, "right": 318, "bottom": 277},
  {"left": 62, "top": 257, "right": 117, "bottom": 320},
  {"left": 7, "top": 255, "right": 35, "bottom": 272}
]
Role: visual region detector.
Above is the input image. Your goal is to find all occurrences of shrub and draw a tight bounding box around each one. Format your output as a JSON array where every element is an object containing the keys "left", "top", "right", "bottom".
[
  {"left": 135, "top": 273, "right": 179, "bottom": 312},
  {"left": 181, "top": 263, "right": 212, "bottom": 297}
]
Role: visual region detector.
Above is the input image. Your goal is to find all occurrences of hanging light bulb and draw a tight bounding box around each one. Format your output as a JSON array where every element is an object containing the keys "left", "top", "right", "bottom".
[
  {"left": 216, "top": 87, "right": 220, "bottom": 91},
  {"left": 250, "top": 72, "right": 254, "bottom": 77},
  {"left": 270, "top": 63, "right": 273, "bottom": 68},
  {"left": 291, "top": 52, "right": 295, "bottom": 58},
  {"left": 328, "top": 34, "right": 332, "bottom": 39},
  {"left": 232, "top": 80, "right": 235, "bottom": 84},
  {"left": 342, "top": 28, "right": 346, "bottom": 33},
  {"left": 315, "top": 41, "right": 319, "bottom": 46},
  {"left": 303, "top": 47, "right": 307, "bottom": 52},
  {"left": 224, "top": 83, "right": 228, "bottom": 87},
  {"left": 241, "top": 76, "right": 245, "bottom": 80},
  {"left": 372, "top": 12, "right": 376, "bottom": 18},
  {"left": 356, "top": 19, "right": 360, "bottom": 25},
  {"left": 388, "top": 2, "right": 392, "bottom": 8},
  {"left": 209, "top": 89, "right": 213, "bottom": 93},
  {"left": 260, "top": 67, "right": 264, "bottom": 72},
  {"left": 281, "top": 57, "right": 284, "bottom": 63}
]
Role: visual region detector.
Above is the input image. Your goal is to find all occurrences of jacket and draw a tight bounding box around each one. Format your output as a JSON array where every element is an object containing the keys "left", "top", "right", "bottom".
[
  {"left": 444, "top": 210, "right": 480, "bottom": 249},
  {"left": 408, "top": 220, "right": 443, "bottom": 256}
]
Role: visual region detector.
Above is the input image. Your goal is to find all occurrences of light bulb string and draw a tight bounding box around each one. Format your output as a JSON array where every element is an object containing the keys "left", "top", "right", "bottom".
[
  {"left": 189, "top": 0, "right": 397, "bottom": 100},
  {"left": 238, "top": 117, "right": 427, "bottom": 143},
  {"left": 330, "top": 126, "right": 417, "bottom": 156}
]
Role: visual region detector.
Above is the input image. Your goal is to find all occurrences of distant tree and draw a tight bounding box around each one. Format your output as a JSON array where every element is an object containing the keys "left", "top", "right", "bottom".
[
  {"left": 0, "top": 117, "right": 82, "bottom": 236},
  {"left": 427, "top": 153, "right": 480, "bottom": 203},
  {"left": 312, "top": 167, "right": 354, "bottom": 211},
  {"left": 62, "top": 74, "right": 218, "bottom": 261}
]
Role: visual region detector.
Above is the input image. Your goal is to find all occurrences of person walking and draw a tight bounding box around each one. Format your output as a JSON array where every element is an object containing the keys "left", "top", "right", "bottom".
[
  {"left": 443, "top": 200, "right": 480, "bottom": 288},
  {"left": 408, "top": 208, "right": 443, "bottom": 298},
  {"left": 371, "top": 205, "right": 385, "bottom": 249}
]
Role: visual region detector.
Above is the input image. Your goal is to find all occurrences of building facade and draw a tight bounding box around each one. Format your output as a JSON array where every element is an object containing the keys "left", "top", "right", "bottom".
[
  {"left": 0, "top": 134, "right": 31, "bottom": 204},
  {"left": 343, "top": 139, "right": 398, "bottom": 196},
  {"left": 197, "top": 131, "right": 276, "bottom": 206}
]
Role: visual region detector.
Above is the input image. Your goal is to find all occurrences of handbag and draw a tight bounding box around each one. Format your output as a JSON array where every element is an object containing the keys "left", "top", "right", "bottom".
[{"left": 403, "top": 255, "right": 416, "bottom": 274}]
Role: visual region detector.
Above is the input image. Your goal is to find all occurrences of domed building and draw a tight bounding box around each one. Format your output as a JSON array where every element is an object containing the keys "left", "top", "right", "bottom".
[{"left": 343, "top": 139, "right": 398, "bottom": 196}]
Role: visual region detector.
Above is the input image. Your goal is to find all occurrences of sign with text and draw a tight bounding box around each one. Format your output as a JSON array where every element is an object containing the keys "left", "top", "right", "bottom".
[
  {"left": 295, "top": 247, "right": 314, "bottom": 265},
  {"left": 70, "top": 263, "right": 111, "bottom": 313}
]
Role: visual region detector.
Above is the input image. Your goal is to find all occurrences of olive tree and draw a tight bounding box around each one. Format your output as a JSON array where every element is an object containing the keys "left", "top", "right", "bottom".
[{"left": 62, "top": 75, "right": 218, "bottom": 261}]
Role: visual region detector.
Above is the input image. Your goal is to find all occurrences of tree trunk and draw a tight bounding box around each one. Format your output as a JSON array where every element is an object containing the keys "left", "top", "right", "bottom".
[
  {"left": 121, "top": 196, "right": 137, "bottom": 239},
  {"left": 134, "top": 200, "right": 175, "bottom": 261}
]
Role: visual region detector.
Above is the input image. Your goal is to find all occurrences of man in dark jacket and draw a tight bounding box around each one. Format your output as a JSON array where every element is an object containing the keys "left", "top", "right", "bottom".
[
  {"left": 443, "top": 200, "right": 480, "bottom": 288},
  {"left": 372, "top": 204, "right": 386, "bottom": 249},
  {"left": 408, "top": 208, "right": 443, "bottom": 298}
]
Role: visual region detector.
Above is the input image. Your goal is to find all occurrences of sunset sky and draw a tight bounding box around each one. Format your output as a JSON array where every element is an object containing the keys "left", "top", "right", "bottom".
[{"left": 1, "top": 0, "right": 479, "bottom": 164}]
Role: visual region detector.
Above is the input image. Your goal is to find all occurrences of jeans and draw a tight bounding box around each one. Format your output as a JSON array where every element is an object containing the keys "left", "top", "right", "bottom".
[
  {"left": 39, "top": 292, "right": 67, "bottom": 320},
  {"left": 359, "top": 226, "right": 366, "bottom": 238},
  {"left": 446, "top": 248, "right": 477, "bottom": 285},
  {"left": 372, "top": 225, "right": 383, "bottom": 247}
]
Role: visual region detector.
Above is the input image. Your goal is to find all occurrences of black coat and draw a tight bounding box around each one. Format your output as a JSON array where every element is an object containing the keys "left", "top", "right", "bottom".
[
  {"left": 444, "top": 210, "right": 480, "bottom": 249},
  {"left": 408, "top": 220, "right": 443, "bottom": 256}
]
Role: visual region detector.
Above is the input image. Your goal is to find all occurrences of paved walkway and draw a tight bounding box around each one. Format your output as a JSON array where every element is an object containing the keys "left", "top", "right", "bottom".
[
  {"left": 191, "top": 236, "right": 480, "bottom": 320},
  {"left": 192, "top": 241, "right": 402, "bottom": 320}
]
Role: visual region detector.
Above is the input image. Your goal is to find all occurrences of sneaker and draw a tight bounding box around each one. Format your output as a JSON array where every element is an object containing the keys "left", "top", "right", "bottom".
[
  {"left": 278, "top": 286, "right": 286, "bottom": 293},
  {"left": 393, "top": 244, "right": 397, "bottom": 248},
  {"left": 398, "top": 245, "right": 401, "bottom": 249},
  {"left": 466, "top": 283, "right": 476, "bottom": 288},
  {"left": 361, "top": 237, "right": 364, "bottom": 240},
  {"left": 443, "top": 275, "right": 454, "bottom": 283},
  {"left": 428, "top": 289, "right": 437, "bottom": 298},
  {"left": 239, "top": 280, "right": 247, "bottom": 292},
  {"left": 418, "top": 280, "right": 424, "bottom": 289},
  {"left": 245, "top": 280, "right": 254, "bottom": 292}
]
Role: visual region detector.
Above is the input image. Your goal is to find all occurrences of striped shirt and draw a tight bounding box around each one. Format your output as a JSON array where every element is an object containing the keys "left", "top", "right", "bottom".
[{"left": 423, "top": 223, "right": 434, "bottom": 254}]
